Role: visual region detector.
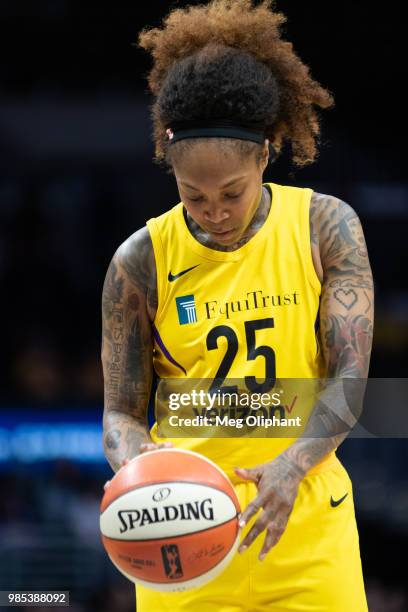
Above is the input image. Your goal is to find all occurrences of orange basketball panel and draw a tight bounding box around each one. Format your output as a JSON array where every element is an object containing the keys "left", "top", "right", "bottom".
[
  {"left": 101, "top": 517, "right": 239, "bottom": 583},
  {"left": 101, "top": 449, "right": 240, "bottom": 513}
]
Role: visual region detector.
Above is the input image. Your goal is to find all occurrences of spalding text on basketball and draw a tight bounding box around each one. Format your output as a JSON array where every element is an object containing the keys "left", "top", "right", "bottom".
[{"left": 118, "top": 498, "right": 215, "bottom": 532}]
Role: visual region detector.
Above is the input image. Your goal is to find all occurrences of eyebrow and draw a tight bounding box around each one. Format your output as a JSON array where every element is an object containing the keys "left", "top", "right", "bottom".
[{"left": 180, "top": 176, "right": 247, "bottom": 191}]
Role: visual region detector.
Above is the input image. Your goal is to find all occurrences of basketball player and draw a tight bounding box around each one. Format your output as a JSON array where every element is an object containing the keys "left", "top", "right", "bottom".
[{"left": 101, "top": 1, "right": 373, "bottom": 610}]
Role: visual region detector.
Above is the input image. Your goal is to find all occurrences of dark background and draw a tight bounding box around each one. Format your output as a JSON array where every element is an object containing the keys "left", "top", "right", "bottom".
[{"left": 0, "top": 1, "right": 407, "bottom": 611}]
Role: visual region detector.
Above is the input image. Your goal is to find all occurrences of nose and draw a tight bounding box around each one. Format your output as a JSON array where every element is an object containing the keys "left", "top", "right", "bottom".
[{"left": 203, "top": 203, "right": 230, "bottom": 225}]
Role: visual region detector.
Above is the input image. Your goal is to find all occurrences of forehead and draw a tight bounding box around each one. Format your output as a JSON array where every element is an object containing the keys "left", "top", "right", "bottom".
[{"left": 171, "top": 139, "right": 257, "bottom": 188}]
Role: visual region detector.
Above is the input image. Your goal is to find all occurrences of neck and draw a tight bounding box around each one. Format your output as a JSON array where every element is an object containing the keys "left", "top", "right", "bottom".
[{"left": 185, "top": 185, "right": 271, "bottom": 252}]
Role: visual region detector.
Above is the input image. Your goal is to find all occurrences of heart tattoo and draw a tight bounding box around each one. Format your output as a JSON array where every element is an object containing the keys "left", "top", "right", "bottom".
[{"left": 334, "top": 288, "right": 358, "bottom": 310}]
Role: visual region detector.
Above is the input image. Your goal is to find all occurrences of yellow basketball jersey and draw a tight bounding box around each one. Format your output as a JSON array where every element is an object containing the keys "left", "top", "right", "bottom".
[{"left": 146, "top": 182, "right": 337, "bottom": 479}]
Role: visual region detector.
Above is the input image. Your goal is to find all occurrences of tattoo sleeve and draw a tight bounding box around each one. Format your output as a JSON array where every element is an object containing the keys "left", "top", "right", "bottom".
[
  {"left": 101, "top": 227, "right": 158, "bottom": 472},
  {"left": 282, "top": 193, "right": 374, "bottom": 475}
]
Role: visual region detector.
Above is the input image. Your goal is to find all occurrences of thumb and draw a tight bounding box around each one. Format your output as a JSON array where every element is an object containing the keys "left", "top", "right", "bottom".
[{"left": 234, "top": 466, "right": 262, "bottom": 483}]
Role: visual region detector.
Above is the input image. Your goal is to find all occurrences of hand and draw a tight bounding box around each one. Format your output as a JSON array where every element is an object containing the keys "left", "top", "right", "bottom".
[
  {"left": 234, "top": 456, "right": 305, "bottom": 561},
  {"left": 103, "top": 442, "right": 174, "bottom": 490},
  {"left": 139, "top": 441, "right": 174, "bottom": 454}
]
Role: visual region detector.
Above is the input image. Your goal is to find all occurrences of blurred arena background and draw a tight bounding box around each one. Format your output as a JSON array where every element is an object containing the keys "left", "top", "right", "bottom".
[{"left": 0, "top": 1, "right": 407, "bottom": 610}]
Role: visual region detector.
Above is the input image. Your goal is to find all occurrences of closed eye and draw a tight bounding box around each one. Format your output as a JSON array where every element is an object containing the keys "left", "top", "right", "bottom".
[
  {"left": 224, "top": 192, "right": 242, "bottom": 199},
  {"left": 186, "top": 191, "right": 243, "bottom": 203}
]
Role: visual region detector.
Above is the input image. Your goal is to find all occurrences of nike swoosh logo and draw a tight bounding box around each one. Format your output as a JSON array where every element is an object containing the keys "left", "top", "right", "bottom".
[
  {"left": 168, "top": 264, "right": 200, "bottom": 282},
  {"left": 330, "top": 493, "right": 348, "bottom": 507}
]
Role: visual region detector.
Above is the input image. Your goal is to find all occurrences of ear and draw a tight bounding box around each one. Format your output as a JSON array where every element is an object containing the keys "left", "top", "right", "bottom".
[{"left": 260, "top": 139, "right": 270, "bottom": 171}]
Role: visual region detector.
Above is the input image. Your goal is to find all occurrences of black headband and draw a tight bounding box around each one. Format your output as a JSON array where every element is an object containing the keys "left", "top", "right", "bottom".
[{"left": 166, "top": 119, "right": 266, "bottom": 145}]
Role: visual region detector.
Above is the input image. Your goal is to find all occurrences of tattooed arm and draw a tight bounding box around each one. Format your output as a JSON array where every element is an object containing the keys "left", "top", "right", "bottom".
[
  {"left": 236, "top": 194, "right": 374, "bottom": 558},
  {"left": 101, "top": 228, "right": 157, "bottom": 472},
  {"left": 282, "top": 192, "right": 374, "bottom": 474}
]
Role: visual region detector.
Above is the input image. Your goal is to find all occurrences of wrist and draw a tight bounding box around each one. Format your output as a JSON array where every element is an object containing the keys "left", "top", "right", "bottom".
[
  {"left": 281, "top": 436, "right": 339, "bottom": 476},
  {"left": 274, "top": 450, "right": 307, "bottom": 480}
]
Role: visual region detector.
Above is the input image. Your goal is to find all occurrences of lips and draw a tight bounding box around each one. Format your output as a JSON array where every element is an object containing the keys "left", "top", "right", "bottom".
[{"left": 208, "top": 228, "right": 234, "bottom": 235}]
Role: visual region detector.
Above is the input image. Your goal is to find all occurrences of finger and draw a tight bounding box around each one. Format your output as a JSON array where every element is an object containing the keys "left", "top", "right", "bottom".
[
  {"left": 239, "top": 514, "right": 267, "bottom": 552},
  {"left": 238, "top": 494, "right": 264, "bottom": 528},
  {"left": 116, "top": 458, "right": 130, "bottom": 471},
  {"left": 258, "top": 518, "right": 287, "bottom": 561},
  {"left": 234, "top": 466, "right": 261, "bottom": 484},
  {"left": 140, "top": 441, "right": 173, "bottom": 453},
  {"left": 139, "top": 442, "right": 157, "bottom": 453}
]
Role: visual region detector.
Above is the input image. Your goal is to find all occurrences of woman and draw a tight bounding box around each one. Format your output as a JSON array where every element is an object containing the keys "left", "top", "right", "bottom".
[{"left": 102, "top": 1, "right": 373, "bottom": 610}]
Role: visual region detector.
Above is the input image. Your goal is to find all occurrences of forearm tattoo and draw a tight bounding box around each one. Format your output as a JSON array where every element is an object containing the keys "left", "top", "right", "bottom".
[
  {"left": 284, "top": 193, "right": 374, "bottom": 475},
  {"left": 101, "top": 228, "right": 157, "bottom": 472}
]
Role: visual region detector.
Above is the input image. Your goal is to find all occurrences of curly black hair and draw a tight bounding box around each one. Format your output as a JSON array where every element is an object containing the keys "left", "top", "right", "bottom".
[{"left": 138, "top": 0, "right": 334, "bottom": 167}]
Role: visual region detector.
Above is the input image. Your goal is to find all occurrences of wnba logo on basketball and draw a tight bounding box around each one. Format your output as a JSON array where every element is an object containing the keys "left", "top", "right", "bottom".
[
  {"left": 118, "top": 498, "right": 215, "bottom": 532},
  {"left": 161, "top": 544, "right": 184, "bottom": 579}
]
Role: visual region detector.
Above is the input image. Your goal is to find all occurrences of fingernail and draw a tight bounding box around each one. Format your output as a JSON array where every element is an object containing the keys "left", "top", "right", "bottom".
[
  {"left": 259, "top": 554, "right": 266, "bottom": 561},
  {"left": 239, "top": 520, "right": 246, "bottom": 528},
  {"left": 239, "top": 545, "right": 247, "bottom": 554}
]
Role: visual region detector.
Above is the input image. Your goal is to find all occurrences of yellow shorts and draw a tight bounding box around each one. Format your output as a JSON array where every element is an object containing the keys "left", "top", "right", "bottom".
[{"left": 135, "top": 458, "right": 367, "bottom": 611}]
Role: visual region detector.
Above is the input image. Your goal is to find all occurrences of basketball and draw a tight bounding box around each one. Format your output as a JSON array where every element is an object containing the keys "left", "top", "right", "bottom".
[{"left": 100, "top": 448, "right": 241, "bottom": 591}]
